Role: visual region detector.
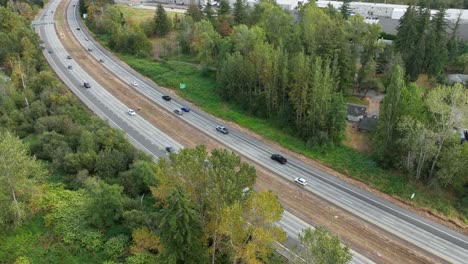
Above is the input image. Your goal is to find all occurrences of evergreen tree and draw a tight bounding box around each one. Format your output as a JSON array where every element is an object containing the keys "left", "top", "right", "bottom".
[
  {"left": 186, "top": 1, "right": 203, "bottom": 22},
  {"left": 203, "top": 0, "right": 215, "bottom": 25},
  {"left": 218, "top": 0, "right": 231, "bottom": 18},
  {"left": 340, "top": 0, "right": 351, "bottom": 19},
  {"left": 157, "top": 188, "right": 208, "bottom": 263},
  {"left": 233, "top": 0, "right": 247, "bottom": 25},
  {"left": 427, "top": 8, "right": 448, "bottom": 78},
  {"left": 154, "top": 4, "right": 170, "bottom": 37}
]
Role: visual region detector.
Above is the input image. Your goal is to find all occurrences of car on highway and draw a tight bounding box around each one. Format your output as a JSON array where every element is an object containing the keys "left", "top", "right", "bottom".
[
  {"left": 131, "top": 81, "right": 138, "bottom": 87},
  {"left": 127, "top": 109, "right": 136, "bottom": 116},
  {"left": 67, "top": 65, "right": 73, "bottom": 70},
  {"left": 87, "top": 47, "right": 92, "bottom": 52},
  {"left": 216, "top": 126, "right": 229, "bottom": 134},
  {"left": 83, "top": 82, "right": 91, "bottom": 88},
  {"left": 76, "top": 27, "right": 80, "bottom": 30},
  {"left": 181, "top": 106, "right": 190, "bottom": 112},
  {"left": 294, "top": 177, "right": 308, "bottom": 186},
  {"left": 271, "top": 154, "right": 287, "bottom": 164},
  {"left": 165, "top": 146, "right": 175, "bottom": 153},
  {"left": 99, "top": 58, "right": 104, "bottom": 63},
  {"left": 162, "top": 95, "right": 171, "bottom": 101},
  {"left": 85, "top": 38, "right": 89, "bottom": 41},
  {"left": 48, "top": 49, "right": 53, "bottom": 54},
  {"left": 66, "top": 55, "right": 72, "bottom": 59},
  {"left": 174, "top": 109, "right": 183, "bottom": 115}
]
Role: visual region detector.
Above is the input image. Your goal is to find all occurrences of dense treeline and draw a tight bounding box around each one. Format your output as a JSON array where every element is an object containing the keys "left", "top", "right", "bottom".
[
  {"left": 175, "top": 1, "right": 385, "bottom": 145},
  {"left": 1, "top": 4, "right": 351, "bottom": 263}
]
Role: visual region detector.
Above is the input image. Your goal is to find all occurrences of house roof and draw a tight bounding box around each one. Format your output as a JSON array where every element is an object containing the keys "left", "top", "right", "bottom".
[
  {"left": 347, "top": 103, "right": 367, "bottom": 117},
  {"left": 447, "top": 74, "right": 468, "bottom": 84},
  {"left": 358, "top": 116, "right": 378, "bottom": 131}
]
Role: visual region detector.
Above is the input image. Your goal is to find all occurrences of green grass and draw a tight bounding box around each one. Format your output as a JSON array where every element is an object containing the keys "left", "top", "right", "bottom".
[
  {"left": 344, "top": 95, "right": 369, "bottom": 106},
  {"left": 116, "top": 4, "right": 177, "bottom": 24},
  {"left": 0, "top": 216, "right": 107, "bottom": 264},
  {"left": 118, "top": 55, "right": 466, "bottom": 223}
]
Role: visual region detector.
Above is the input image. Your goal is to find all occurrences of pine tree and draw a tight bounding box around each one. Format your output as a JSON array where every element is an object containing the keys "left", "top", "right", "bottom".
[
  {"left": 233, "top": 0, "right": 247, "bottom": 25},
  {"left": 218, "top": 0, "right": 231, "bottom": 18},
  {"left": 186, "top": 1, "right": 203, "bottom": 22},
  {"left": 340, "top": 0, "right": 351, "bottom": 19},
  {"left": 154, "top": 4, "right": 170, "bottom": 37},
  {"left": 204, "top": 0, "right": 215, "bottom": 25}
]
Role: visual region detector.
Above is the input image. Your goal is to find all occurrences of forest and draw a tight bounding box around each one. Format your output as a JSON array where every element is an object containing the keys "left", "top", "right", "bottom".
[{"left": 0, "top": 1, "right": 354, "bottom": 263}]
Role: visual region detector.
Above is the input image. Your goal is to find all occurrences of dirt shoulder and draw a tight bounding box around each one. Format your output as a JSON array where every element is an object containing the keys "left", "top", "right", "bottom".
[{"left": 54, "top": 1, "right": 452, "bottom": 263}]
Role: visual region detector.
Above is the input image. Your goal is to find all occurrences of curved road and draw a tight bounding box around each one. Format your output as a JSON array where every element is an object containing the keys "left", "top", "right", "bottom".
[{"left": 35, "top": 0, "right": 468, "bottom": 263}]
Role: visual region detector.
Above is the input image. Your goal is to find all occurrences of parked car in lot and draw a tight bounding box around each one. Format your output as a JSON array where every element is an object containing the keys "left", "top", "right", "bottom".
[
  {"left": 83, "top": 82, "right": 91, "bottom": 88},
  {"left": 127, "top": 109, "right": 136, "bottom": 116},
  {"left": 162, "top": 95, "right": 171, "bottom": 101},
  {"left": 271, "top": 154, "right": 287, "bottom": 164},
  {"left": 216, "top": 126, "right": 229, "bottom": 134},
  {"left": 294, "top": 177, "right": 308, "bottom": 186},
  {"left": 181, "top": 106, "right": 190, "bottom": 112},
  {"left": 174, "top": 109, "right": 183, "bottom": 115}
]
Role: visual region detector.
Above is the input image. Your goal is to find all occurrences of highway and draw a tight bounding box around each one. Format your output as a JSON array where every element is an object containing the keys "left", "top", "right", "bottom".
[
  {"left": 34, "top": 1, "right": 371, "bottom": 263},
  {"left": 36, "top": 0, "right": 468, "bottom": 263}
]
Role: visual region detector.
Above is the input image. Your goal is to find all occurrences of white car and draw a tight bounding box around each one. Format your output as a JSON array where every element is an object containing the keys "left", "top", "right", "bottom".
[
  {"left": 127, "top": 109, "right": 136, "bottom": 116},
  {"left": 131, "top": 81, "right": 138, "bottom": 87},
  {"left": 294, "top": 177, "right": 308, "bottom": 186}
]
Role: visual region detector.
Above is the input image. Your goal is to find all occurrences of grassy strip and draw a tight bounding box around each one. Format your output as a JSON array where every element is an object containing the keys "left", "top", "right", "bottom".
[
  {"left": 0, "top": 216, "right": 107, "bottom": 263},
  {"left": 119, "top": 55, "right": 466, "bottom": 223},
  {"left": 344, "top": 95, "right": 369, "bottom": 106}
]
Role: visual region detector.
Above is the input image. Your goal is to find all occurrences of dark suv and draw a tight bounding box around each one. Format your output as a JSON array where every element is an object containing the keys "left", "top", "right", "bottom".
[
  {"left": 162, "top": 95, "right": 171, "bottom": 101},
  {"left": 271, "top": 154, "right": 287, "bottom": 164},
  {"left": 83, "top": 82, "right": 91, "bottom": 88}
]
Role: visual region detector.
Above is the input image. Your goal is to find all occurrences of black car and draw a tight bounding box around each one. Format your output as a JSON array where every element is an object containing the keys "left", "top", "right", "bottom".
[
  {"left": 76, "top": 27, "right": 80, "bottom": 30},
  {"left": 66, "top": 55, "right": 72, "bottom": 59},
  {"left": 162, "top": 95, "right": 171, "bottom": 101},
  {"left": 165, "top": 146, "right": 175, "bottom": 153},
  {"left": 271, "top": 154, "right": 287, "bottom": 164},
  {"left": 83, "top": 82, "right": 91, "bottom": 88}
]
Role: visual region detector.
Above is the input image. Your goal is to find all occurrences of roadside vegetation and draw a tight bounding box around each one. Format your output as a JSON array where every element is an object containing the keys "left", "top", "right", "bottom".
[
  {"left": 80, "top": 0, "right": 468, "bottom": 224},
  {"left": 0, "top": 3, "right": 353, "bottom": 264}
]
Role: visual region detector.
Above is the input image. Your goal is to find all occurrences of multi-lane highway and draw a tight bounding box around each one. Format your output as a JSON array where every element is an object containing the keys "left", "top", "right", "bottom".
[
  {"left": 35, "top": 0, "right": 468, "bottom": 263},
  {"left": 34, "top": 2, "right": 371, "bottom": 263}
]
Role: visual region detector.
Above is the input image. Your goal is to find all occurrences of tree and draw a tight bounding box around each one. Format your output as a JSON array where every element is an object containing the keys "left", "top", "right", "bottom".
[
  {"left": 157, "top": 188, "right": 208, "bottom": 264},
  {"left": 118, "top": 160, "right": 157, "bottom": 197},
  {"left": 186, "top": 2, "right": 203, "bottom": 22},
  {"left": 154, "top": 4, "right": 170, "bottom": 37},
  {"left": 192, "top": 20, "right": 221, "bottom": 66},
  {"left": 374, "top": 64, "right": 405, "bottom": 165},
  {"left": 292, "top": 227, "right": 352, "bottom": 264},
  {"left": 397, "top": 116, "right": 437, "bottom": 180},
  {"left": 130, "top": 227, "right": 160, "bottom": 256},
  {"left": 218, "top": 0, "right": 231, "bottom": 18},
  {"left": 425, "top": 84, "right": 468, "bottom": 181},
  {"left": 340, "top": 0, "right": 351, "bottom": 19},
  {"left": 203, "top": 0, "right": 215, "bottom": 25},
  {"left": 220, "top": 191, "right": 286, "bottom": 263},
  {"left": 0, "top": 132, "right": 45, "bottom": 228},
  {"left": 84, "top": 178, "right": 128, "bottom": 229},
  {"left": 233, "top": 0, "right": 247, "bottom": 25}
]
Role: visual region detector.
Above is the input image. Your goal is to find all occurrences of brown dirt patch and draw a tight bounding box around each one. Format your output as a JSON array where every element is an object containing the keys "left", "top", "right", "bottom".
[
  {"left": 52, "top": 1, "right": 461, "bottom": 263},
  {"left": 342, "top": 123, "right": 372, "bottom": 153}
]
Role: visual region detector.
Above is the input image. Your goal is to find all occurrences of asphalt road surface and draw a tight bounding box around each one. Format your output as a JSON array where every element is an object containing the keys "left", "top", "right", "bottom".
[{"left": 34, "top": 0, "right": 468, "bottom": 263}]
